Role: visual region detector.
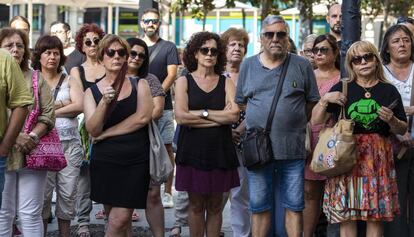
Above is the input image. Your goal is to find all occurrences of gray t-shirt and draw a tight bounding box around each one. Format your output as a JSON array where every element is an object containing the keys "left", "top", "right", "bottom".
[{"left": 235, "top": 53, "right": 320, "bottom": 160}]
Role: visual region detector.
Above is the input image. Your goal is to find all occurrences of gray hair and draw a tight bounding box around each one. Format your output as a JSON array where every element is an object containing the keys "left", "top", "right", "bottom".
[
  {"left": 261, "top": 15, "right": 289, "bottom": 33},
  {"left": 301, "top": 34, "right": 318, "bottom": 50}
]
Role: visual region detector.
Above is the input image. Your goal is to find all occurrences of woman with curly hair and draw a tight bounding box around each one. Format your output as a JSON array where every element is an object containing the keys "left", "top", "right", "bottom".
[
  {"left": 69, "top": 23, "right": 105, "bottom": 237},
  {"left": 174, "top": 31, "right": 240, "bottom": 237}
]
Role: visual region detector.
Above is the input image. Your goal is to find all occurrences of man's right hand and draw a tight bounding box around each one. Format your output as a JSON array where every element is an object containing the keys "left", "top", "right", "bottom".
[{"left": 396, "top": 132, "right": 414, "bottom": 147}]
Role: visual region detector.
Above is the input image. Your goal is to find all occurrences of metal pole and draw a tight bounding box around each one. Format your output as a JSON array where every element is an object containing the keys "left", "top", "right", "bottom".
[
  {"left": 107, "top": 4, "right": 113, "bottom": 34},
  {"left": 28, "top": 0, "right": 33, "bottom": 48},
  {"left": 340, "top": 0, "right": 361, "bottom": 77},
  {"left": 115, "top": 6, "right": 119, "bottom": 35}
]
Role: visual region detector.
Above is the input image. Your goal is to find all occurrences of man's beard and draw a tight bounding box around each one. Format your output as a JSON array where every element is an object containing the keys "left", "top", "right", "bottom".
[
  {"left": 331, "top": 24, "right": 341, "bottom": 35},
  {"left": 144, "top": 27, "right": 159, "bottom": 37}
]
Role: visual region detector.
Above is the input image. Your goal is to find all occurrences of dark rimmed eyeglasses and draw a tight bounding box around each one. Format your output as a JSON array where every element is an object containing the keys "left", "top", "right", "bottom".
[
  {"left": 262, "top": 31, "right": 288, "bottom": 40},
  {"left": 130, "top": 50, "right": 146, "bottom": 59},
  {"left": 199, "top": 47, "right": 219, "bottom": 56},
  {"left": 142, "top": 19, "right": 160, "bottom": 25},
  {"left": 351, "top": 53, "right": 375, "bottom": 65},
  {"left": 312, "top": 47, "right": 330, "bottom": 55},
  {"left": 84, "top": 38, "right": 100, "bottom": 47},
  {"left": 105, "top": 48, "right": 127, "bottom": 58}
]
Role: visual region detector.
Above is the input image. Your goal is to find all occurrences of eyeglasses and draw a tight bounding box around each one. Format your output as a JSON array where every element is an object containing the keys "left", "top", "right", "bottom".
[
  {"left": 303, "top": 49, "right": 313, "bottom": 55},
  {"left": 84, "top": 38, "right": 100, "bottom": 47},
  {"left": 397, "top": 16, "right": 414, "bottom": 25},
  {"left": 312, "top": 47, "right": 330, "bottom": 55},
  {"left": 142, "top": 19, "right": 160, "bottom": 25},
  {"left": 130, "top": 50, "right": 146, "bottom": 59},
  {"left": 105, "top": 48, "right": 127, "bottom": 58},
  {"left": 351, "top": 53, "right": 375, "bottom": 65},
  {"left": 262, "top": 31, "right": 288, "bottom": 40},
  {"left": 199, "top": 47, "right": 219, "bottom": 56}
]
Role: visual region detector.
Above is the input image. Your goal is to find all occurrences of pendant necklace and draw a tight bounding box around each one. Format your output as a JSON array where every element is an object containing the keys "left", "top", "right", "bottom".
[{"left": 362, "top": 86, "right": 372, "bottom": 98}]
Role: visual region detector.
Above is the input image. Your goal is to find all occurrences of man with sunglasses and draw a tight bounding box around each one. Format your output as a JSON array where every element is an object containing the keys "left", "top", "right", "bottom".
[
  {"left": 235, "top": 15, "right": 319, "bottom": 237},
  {"left": 50, "top": 21, "right": 85, "bottom": 75},
  {"left": 140, "top": 8, "right": 180, "bottom": 209}
]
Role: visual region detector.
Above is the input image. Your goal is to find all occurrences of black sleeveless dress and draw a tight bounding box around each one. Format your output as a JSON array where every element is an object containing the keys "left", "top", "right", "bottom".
[
  {"left": 175, "top": 74, "right": 240, "bottom": 193},
  {"left": 89, "top": 78, "right": 150, "bottom": 208}
]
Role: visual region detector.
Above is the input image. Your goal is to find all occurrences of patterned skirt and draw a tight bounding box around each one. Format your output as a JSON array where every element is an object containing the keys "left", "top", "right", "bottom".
[{"left": 322, "top": 133, "right": 400, "bottom": 223}]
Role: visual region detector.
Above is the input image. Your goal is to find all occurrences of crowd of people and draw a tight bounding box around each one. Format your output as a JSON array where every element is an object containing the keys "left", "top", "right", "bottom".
[{"left": 0, "top": 3, "right": 413, "bottom": 237}]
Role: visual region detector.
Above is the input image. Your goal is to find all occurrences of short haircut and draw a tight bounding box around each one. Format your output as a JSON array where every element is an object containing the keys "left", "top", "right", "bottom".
[
  {"left": 302, "top": 34, "right": 318, "bottom": 50},
  {"left": 327, "top": 3, "right": 341, "bottom": 15},
  {"left": 126, "top": 37, "right": 149, "bottom": 78},
  {"left": 313, "top": 34, "right": 340, "bottom": 69},
  {"left": 50, "top": 21, "right": 71, "bottom": 31},
  {"left": 97, "top": 34, "right": 130, "bottom": 62},
  {"left": 183, "top": 31, "right": 226, "bottom": 74},
  {"left": 142, "top": 8, "right": 160, "bottom": 19},
  {"left": 261, "top": 15, "right": 288, "bottom": 33},
  {"left": 380, "top": 24, "right": 414, "bottom": 65},
  {"left": 9, "top": 15, "right": 30, "bottom": 29},
  {"left": 75, "top": 23, "right": 106, "bottom": 54},
  {"left": 221, "top": 28, "right": 249, "bottom": 52},
  {"left": 0, "top": 27, "right": 30, "bottom": 71},
  {"left": 31, "top": 35, "right": 66, "bottom": 73}
]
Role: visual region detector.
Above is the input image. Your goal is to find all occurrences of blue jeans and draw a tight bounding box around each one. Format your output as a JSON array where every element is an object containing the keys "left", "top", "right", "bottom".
[{"left": 0, "top": 156, "right": 6, "bottom": 208}]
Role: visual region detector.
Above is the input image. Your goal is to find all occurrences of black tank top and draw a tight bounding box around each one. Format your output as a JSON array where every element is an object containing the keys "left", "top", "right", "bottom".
[{"left": 79, "top": 65, "right": 105, "bottom": 91}]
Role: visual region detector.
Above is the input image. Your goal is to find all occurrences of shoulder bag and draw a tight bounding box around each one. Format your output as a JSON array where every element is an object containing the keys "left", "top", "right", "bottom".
[
  {"left": 310, "top": 80, "right": 357, "bottom": 177},
  {"left": 25, "top": 71, "right": 67, "bottom": 172},
  {"left": 241, "top": 53, "right": 291, "bottom": 170}
]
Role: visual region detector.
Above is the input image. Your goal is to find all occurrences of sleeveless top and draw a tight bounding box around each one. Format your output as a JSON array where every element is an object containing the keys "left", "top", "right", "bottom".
[
  {"left": 90, "top": 77, "right": 149, "bottom": 165},
  {"left": 79, "top": 65, "right": 105, "bottom": 91},
  {"left": 175, "top": 74, "right": 239, "bottom": 170},
  {"left": 53, "top": 77, "right": 81, "bottom": 142}
]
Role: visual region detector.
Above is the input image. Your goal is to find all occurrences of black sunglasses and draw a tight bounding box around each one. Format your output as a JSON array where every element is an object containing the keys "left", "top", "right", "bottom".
[
  {"left": 397, "top": 16, "right": 414, "bottom": 25},
  {"left": 351, "top": 53, "right": 375, "bottom": 65},
  {"left": 142, "top": 19, "right": 160, "bottom": 25},
  {"left": 262, "top": 31, "right": 288, "bottom": 39},
  {"left": 84, "top": 38, "right": 100, "bottom": 47},
  {"left": 312, "top": 47, "right": 330, "bottom": 55},
  {"left": 105, "top": 48, "right": 127, "bottom": 58},
  {"left": 199, "top": 47, "right": 219, "bottom": 56},
  {"left": 130, "top": 50, "right": 146, "bottom": 59}
]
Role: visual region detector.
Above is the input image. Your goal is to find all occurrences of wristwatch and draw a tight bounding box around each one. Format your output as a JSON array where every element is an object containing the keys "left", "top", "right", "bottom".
[
  {"left": 29, "top": 132, "right": 40, "bottom": 144},
  {"left": 201, "top": 109, "right": 209, "bottom": 118}
]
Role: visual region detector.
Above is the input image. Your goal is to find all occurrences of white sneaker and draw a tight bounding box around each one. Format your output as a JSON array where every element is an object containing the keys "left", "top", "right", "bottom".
[{"left": 162, "top": 193, "right": 174, "bottom": 208}]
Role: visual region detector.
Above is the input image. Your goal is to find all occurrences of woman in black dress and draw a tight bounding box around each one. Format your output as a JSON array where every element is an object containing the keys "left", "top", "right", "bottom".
[
  {"left": 174, "top": 32, "right": 240, "bottom": 237},
  {"left": 83, "top": 34, "right": 153, "bottom": 236}
]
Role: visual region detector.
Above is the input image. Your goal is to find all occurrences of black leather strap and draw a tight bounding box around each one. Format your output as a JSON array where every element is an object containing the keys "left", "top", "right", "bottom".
[
  {"left": 265, "top": 53, "right": 291, "bottom": 132},
  {"left": 53, "top": 74, "right": 66, "bottom": 100}
]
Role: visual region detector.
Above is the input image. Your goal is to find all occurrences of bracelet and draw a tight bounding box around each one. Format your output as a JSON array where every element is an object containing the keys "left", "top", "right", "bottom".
[{"left": 319, "top": 100, "right": 328, "bottom": 108}]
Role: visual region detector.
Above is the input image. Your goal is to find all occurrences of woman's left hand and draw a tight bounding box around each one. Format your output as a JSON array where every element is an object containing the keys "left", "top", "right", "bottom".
[
  {"left": 378, "top": 106, "right": 395, "bottom": 124},
  {"left": 15, "top": 133, "right": 37, "bottom": 154}
]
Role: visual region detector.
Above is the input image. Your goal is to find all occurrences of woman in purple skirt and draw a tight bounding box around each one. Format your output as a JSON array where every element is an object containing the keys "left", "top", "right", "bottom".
[{"left": 174, "top": 32, "right": 240, "bottom": 237}]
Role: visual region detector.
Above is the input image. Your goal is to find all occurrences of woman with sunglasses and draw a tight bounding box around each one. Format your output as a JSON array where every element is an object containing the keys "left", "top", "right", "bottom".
[
  {"left": 380, "top": 24, "right": 414, "bottom": 237},
  {"left": 70, "top": 23, "right": 105, "bottom": 237},
  {"left": 303, "top": 34, "right": 340, "bottom": 237},
  {"left": 84, "top": 34, "right": 153, "bottom": 236},
  {"left": 0, "top": 28, "right": 54, "bottom": 237},
  {"left": 174, "top": 32, "right": 240, "bottom": 237},
  {"left": 31, "top": 35, "right": 84, "bottom": 237},
  {"left": 312, "top": 41, "right": 407, "bottom": 237},
  {"left": 126, "top": 37, "right": 165, "bottom": 237}
]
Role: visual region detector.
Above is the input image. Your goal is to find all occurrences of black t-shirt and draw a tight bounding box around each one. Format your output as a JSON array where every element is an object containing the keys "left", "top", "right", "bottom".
[
  {"left": 148, "top": 39, "right": 179, "bottom": 110},
  {"left": 64, "top": 48, "right": 85, "bottom": 75},
  {"left": 327, "top": 80, "right": 406, "bottom": 136}
]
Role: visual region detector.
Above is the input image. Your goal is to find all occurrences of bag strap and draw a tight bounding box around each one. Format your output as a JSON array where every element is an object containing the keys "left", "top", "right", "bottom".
[
  {"left": 53, "top": 73, "right": 66, "bottom": 100},
  {"left": 339, "top": 79, "right": 348, "bottom": 119},
  {"left": 149, "top": 39, "right": 166, "bottom": 65},
  {"left": 265, "top": 53, "right": 291, "bottom": 132},
  {"left": 24, "top": 70, "right": 40, "bottom": 133},
  {"left": 408, "top": 71, "right": 414, "bottom": 133}
]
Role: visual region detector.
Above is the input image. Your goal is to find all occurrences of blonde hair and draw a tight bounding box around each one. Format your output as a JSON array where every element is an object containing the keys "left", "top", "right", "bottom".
[
  {"left": 345, "top": 41, "right": 389, "bottom": 83},
  {"left": 97, "top": 34, "right": 130, "bottom": 61}
]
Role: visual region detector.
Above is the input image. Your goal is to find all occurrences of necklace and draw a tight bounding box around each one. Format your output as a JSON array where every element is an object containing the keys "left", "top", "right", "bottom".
[{"left": 362, "top": 86, "right": 373, "bottom": 98}]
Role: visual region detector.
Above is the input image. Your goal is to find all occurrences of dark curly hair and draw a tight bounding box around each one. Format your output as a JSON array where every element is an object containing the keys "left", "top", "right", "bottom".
[
  {"left": 75, "top": 23, "right": 105, "bottom": 54},
  {"left": 313, "top": 34, "right": 340, "bottom": 69},
  {"left": 0, "top": 28, "right": 30, "bottom": 71},
  {"left": 380, "top": 24, "right": 414, "bottom": 65},
  {"left": 183, "top": 32, "right": 226, "bottom": 74},
  {"left": 126, "top": 38, "right": 149, "bottom": 78},
  {"left": 31, "top": 35, "right": 66, "bottom": 73}
]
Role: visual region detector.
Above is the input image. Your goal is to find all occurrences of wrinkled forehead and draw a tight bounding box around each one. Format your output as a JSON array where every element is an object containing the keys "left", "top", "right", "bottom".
[
  {"left": 262, "top": 22, "right": 288, "bottom": 33},
  {"left": 142, "top": 12, "right": 159, "bottom": 20}
]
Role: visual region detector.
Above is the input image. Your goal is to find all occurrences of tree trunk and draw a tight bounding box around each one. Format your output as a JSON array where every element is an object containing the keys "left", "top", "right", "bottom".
[
  {"left": 242, "top": 8, "right": 246, "bottom": 29},
  {"left": 260, "top": 0, "right": 271, "bottom": 24},
  {"left": 340, "top": 0, "right": 361, "bottom": 77},
  {"left": 202, "top": 8, "right": 207, "bottom": 31}
]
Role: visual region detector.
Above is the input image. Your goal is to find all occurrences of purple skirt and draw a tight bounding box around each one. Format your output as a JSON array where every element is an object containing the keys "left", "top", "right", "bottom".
[{"left": 175, "top": 165, "right": 240, "bottom": 194}]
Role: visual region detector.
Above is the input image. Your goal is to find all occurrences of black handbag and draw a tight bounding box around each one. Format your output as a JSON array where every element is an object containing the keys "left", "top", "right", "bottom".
[{"left": 242, "top": 53, "right": 291, "bottom": 170}]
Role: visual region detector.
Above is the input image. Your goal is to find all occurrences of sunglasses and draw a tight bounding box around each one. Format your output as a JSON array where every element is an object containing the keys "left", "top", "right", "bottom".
[
  {"left": 351, "top": 53, "right": 375, "bottom": 65},
  {"left": 262, "top": 31, "right": 288, "bottom": 39},
  {"left": 84, "top": 38, "right": 100, "bottom": 47},
  {"left": 105, "top": 48, "right": 127, "bottom": 58},
  {"left": 130, "top": 50, "right": 146, "bottom": 59},
  {"left": 312, "top": 47, "right": 330, "bottom": 55},
  {"left": 199, "top": 47, "right": 219, "bottom": 56},
  {"left": 397, "top": 16, "right": 414, "bottom": 25},
  {"left": 142, "top": 19, "right": 160, "bottom": 25}
]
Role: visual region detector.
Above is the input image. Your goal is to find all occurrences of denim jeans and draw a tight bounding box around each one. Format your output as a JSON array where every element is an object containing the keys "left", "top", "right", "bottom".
[{"left": 0, "top": 156, "right": 7, "bottom": 209}]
